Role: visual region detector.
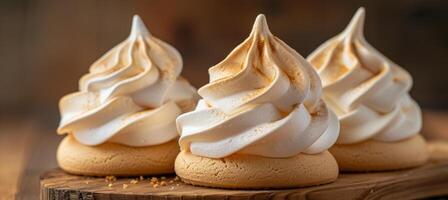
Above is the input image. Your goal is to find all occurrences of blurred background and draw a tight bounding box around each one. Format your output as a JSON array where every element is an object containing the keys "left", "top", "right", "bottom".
[{"left": 0, "top": 0, "right": 447, "bottom": 129}]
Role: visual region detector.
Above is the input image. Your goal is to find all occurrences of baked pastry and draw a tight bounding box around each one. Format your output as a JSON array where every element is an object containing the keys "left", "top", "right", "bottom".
[
  {"left": 307, "top": 8, "right": 428, "bottom": 171},
  {"left": 56, "top": 15, "right": 198, "bottom": 176},
  {"left": 175, "top": 14, "right": 339, "bottom": 189}
]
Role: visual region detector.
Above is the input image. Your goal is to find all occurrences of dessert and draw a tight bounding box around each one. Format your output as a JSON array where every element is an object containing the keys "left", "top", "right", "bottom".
[
  {"left": 175, "top": 14, "right": 339, "bottom": 189},
  {"left": 307, "top": 8, "right": 428, "bottom": 171},
  {"left": 56, "top": 15, "right": 198, "bottom": 176}
]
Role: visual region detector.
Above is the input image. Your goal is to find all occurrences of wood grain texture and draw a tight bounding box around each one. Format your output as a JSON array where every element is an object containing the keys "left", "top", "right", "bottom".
[
  {"left": 0, "top": 119, "right": 36, "bottom": 199},
  {"left": 40, "top": 150, "right": 448, "bottom": 200},
  {"left": 16, "top": 123, "right": 60, "bottom": 200}
]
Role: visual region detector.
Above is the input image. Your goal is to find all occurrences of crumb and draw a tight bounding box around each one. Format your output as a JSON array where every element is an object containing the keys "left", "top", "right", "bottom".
[
  {"left": 176, "top": 183, "right": 180, "bottom": 186},
  {"left": 173, "top": 176, "right": 180, "bottom": 181},
  {"left": 168, "top": 180, "right": 174, "bottom": 183},
  {"left": 122, "top": 184, "right": 128, "bottom": 189},
  {"left": 160, "top": 181, "right": 167, "bottom": 186},
  {"left": 130, "top": 179, "right": 139, "bottom": 184},
  {"left": 139, "top": 176, "right": 144, "bottom": 180},
  {"left": 153, "top": 184, "right": 159, "bottom": 188},
  {"left": 108, "top": 183, "right": 113, "bottom": 187},
  {"left": 105, "top": 176, "right": 117, "bottom": 182},
  {"left": 169, "top": 186, "right": 175, "bottom": 190},
  {"left": 150, "top": 177, "right": 158, "bottom": 182},
  {"left": 161, "top": 176, "right": 166, "bottom": 180}
]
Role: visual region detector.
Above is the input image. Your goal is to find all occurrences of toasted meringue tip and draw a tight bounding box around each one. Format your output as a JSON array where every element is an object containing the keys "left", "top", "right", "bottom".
[
  {"left": 342, "top": 7, "right": 366, "bottom": 37},
  {"left": 251, "top": 14, "right": 271, "bottom": 36},
  {"left": 353, "top": 7, "right": 366, "bottom": 23},
  {"left": 255, "top": 14, "right": 267, "bottom": 25},
  {"left": 130, "top": 14, "right": 151, "bottom": 39}
]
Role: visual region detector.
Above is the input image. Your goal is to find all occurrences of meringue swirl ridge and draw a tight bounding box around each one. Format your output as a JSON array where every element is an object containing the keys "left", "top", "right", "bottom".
[
  {"left": 57, "top": 15, "right": 197, "bottom": 147},
  {"left": 177, "top": 14, "right": 339, "bottom": 158},
  {"left": 307, "top": 8, "right": 422, "bottom": 144}
]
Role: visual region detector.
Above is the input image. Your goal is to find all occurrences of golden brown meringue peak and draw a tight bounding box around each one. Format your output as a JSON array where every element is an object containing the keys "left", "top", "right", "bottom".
[
  {"left": 341, "top": 7, "right": 365, "bottom": 40},
  {"left": 57, "top": 15, "right": 197, "bottom": 147},
  {"left": 250, "top": 14, "right": 272, "bottom": 38},
  {"left": 307, "top": 7, "right": 421, "bottom": 144},
  {"left": 177, "top": 14, "right": 339, "bottom": 158},
  {"left": 129, "top": 15, "right": 151, "bottom": 40}
]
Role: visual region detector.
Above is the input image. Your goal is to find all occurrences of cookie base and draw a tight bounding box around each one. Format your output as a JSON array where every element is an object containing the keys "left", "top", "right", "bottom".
[
  {"left": 428, "top": 141, "right": 448, "bottom": 161},
  {"left": 57, "top": 136, "right": 179, "bottom": 176},
  {"left": 175, "top": 151, "right": 338, "bottom": 189},
  {"left": 330, "top": 134, "right": 429, "bottom": 172}
]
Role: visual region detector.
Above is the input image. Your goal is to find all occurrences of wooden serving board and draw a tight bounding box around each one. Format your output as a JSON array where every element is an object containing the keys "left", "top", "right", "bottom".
[{"left": 40, "top": 149, "right": 448, "bottom": 200}]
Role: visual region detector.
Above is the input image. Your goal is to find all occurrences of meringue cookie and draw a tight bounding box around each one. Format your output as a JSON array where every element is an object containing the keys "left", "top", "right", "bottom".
[
  {"left": 57, "top": 15, "right": 197, "bottom": 147},
  {"left": 307, "top": 8, "right": 422, "bottom": 144},
  {"left": 177, "top": 14, "right": 339, "bottom": 158}
]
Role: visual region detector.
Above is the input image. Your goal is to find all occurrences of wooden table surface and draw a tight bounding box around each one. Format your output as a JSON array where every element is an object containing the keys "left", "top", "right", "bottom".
[
  {"left": 2, "top": 111, "right": 448, "bottom": 199},
  {"left": 40, "top": 158, "right": 448, "bottom": 200}
]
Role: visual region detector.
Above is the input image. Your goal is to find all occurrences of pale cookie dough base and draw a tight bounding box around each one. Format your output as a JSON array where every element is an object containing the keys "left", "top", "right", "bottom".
[
  {"left": 57, "top": 136, "right": 179, "bottom": 176},
  {"left": 330, "top": 134, "right": 429, "bottom": 172},
  {"left": 175, "top": 151, "right": 338, "bottom": 189},
  {"left": 428, "top": 141, "right": 448, "bottom": 161}
]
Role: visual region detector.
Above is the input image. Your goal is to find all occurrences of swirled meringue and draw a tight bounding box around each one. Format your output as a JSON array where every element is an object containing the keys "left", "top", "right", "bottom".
[
  {"left": 307, "top": 8, "right": 422, "bottom": 144},
  {"left": 57, "top": 15, "right": 197, "bottom": 147},
  {"left": 177, "top": 14, "right": 339, "bottom": 158}
]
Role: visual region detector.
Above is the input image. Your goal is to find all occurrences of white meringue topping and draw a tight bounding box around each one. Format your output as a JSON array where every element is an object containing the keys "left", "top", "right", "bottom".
[
  {"left": 177, "top": 14, "right": 339, "bottom": 158},
  {"left": 307, "top": 8, "right": 422, "bottom": 144},
  {"left": 57, "top": 15, "right": 197, "bottom": 146}
]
